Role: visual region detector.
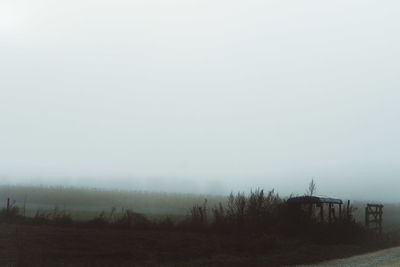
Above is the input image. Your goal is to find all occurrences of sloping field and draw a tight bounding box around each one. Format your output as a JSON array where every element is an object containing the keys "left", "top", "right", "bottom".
[{"left": 0, "top": 185, "right": 225, "bottom": 219}]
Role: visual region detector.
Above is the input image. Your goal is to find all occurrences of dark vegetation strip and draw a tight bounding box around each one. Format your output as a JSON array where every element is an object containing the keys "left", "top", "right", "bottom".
[
  {"left": 1, "top": 189, "right": 399, "bottom": 241},
  {"left": 1, "top": 188, "right": 400, "bottom": 266}
]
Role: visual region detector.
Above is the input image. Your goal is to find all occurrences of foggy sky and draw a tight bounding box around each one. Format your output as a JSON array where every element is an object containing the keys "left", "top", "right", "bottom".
[{"left": 1, "top": 0, "right": 400, "bottom": 201}]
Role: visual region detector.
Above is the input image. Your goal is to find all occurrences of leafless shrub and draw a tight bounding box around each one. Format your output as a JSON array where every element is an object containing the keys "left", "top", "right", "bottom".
[
  {"left": 188, "top": 199, "right": 208, "bottom": 229},
  {"left": 0, "top": 198, "right": 23, "bottom": 223},
  {"left": 226, "top": 192, "right": 246, "bottom": 227},
  {"left": 51, "top": 207, "right": 73, "bottom": 226},
  {"left": 32, "top": 207, "right": 72, "bottom": 226},
  {"left": 114, "top": 209, "right": 152, "bottom": 229},
  {"left": 306, "top": 178, "right": 316, "bottom": 196},
  {"left": 212, "top": 202, "right": 225, "bottom": 226},
  {"left": 33, "top": 209, "right": 52, "bottom": 225}
]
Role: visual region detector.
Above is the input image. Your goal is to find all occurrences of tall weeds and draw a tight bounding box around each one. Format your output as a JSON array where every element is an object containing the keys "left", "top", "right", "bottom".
[
  {"left": 1, "top": 188, "right": 364, "bottom": 244},
  {"left": 187, "top": 199, "right": 208, "bottom": 229},
  {"left": 186, "top": 188, "right": 284, "bottom": 232}
]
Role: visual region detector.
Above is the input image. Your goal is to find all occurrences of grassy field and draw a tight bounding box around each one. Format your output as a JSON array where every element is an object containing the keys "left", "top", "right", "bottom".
[
  {"left": 2, "top": 185, "right": 400, "bottom": 231},
  {"left": 0, "top": 185, "right": 399, "bottom": 266},
  {"left": 0, "top": 185, "right": 226, "bottom": 220},
  {"left": 0, "top": 223, "right": 394, "bottom": 267}
]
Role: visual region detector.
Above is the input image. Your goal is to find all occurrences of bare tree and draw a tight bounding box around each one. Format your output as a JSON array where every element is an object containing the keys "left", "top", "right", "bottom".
[{"left": 306, "top": 178, "right": 316, "bottom": 196}]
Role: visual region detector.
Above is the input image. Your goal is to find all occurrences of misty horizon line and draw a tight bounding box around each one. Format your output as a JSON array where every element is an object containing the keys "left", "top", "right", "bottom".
[{"left": 0, "top": 180, "right": 395, "bottom": 204}]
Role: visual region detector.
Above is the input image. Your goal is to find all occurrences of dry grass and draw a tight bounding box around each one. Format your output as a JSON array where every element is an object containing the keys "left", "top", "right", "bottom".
[{"left": 0, "top": 224, "right": 391, "bottom": 267}]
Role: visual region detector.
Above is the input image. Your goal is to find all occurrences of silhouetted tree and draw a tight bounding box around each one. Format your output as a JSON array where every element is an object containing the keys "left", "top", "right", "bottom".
[{"left": 306, "top": 178, "right": 316, "bottom": 196}]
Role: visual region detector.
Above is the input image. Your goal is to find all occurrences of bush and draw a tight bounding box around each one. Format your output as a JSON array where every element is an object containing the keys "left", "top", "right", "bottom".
[
  {"left": 212, "top": 203, "right": 225, "bottom": 230},
  {"left": 33, "top": 209, "right": 52, "bottom": 225},
  {"left": 86, "top": 211, "right": 109, "bottom": 228},
  {"left": 52, "top": 207, "right": 73, "bottom": 226},
  {"left": 226, "top": 192, "right": 246, "bottom": 227},
  {"left": 187, "top": 199, "right": 208, "bottom": 229},
  {"left": 0, "top": 206, "right": 22, "bottom": 222},
  {"left": 114, "top": 209, "right": 152, "bottom": 229},
  {"left": 32, "top": 207, "right": 73, "bottom": 226},
  {"left": 244, "top": 189, "right": 281, "bottom": 230},
  {"left": 210, "top": 189, "right": 283, "bottom": 232}
]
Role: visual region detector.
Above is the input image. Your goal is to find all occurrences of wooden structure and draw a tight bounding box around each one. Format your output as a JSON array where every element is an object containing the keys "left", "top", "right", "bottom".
[
  {"left": 287, "top": 196, "right": 343, "bottom": 223},
  {"left": 365, "top": 204, "right": 383, "bottom": 234}
]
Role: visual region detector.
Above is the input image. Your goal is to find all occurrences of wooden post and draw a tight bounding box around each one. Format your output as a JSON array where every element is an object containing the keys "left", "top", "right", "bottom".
[{"left": 365, "top": 204, "right": 383, "bottom": 234}]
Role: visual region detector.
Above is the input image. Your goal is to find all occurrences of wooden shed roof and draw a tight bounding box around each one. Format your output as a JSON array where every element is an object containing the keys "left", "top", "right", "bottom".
[{"left": 287, "top": 196, "right": 343, "bottom": 204}]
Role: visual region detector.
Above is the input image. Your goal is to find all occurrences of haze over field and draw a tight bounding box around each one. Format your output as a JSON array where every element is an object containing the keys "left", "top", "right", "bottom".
[{"left": 1, "top": 0, "right": 400, "bottom": 201}]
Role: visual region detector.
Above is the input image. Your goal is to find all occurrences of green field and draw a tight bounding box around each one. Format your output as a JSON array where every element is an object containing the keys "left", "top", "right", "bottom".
[
  {"left": 1, "top": 185, "right": 399, "bottom": 232},
  {"left": 0, "top": 185, "right": 226, "bottom": 220}
]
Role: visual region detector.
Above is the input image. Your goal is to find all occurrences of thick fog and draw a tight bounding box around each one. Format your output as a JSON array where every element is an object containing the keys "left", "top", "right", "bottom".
[{"left": 1, "top": 0, "right": 400, "bottom": 201}]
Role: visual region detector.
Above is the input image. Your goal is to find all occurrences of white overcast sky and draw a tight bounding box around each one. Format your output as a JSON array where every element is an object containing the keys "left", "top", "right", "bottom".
[{"left": 1, "top": 0, "right": 400, "bottom": 201}]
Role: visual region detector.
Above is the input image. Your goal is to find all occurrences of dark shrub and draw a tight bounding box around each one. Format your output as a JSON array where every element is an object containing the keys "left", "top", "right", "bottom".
[
  {"left": 86, "top": 211, "right": 109, "bottom": 228},
  {"left": 52, "top": 208, "right": 73, "bottom": 226},
  {"left": 114, "top": 209, "right": 152, "bottom": 229},
  {"left": 33, "top": 210, "right": 52, "bottom": 225},
  {"left": 0, "top": 206, "right": 22, "bottom": 223},
  {"left": 187, "top": 199, "right": 208, "bottom": 230}
]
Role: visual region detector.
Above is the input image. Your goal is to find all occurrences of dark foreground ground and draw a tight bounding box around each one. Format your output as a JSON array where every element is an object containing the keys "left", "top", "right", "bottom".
[{"left": 0, "top": 223, "right": 395, "bottom": 267}]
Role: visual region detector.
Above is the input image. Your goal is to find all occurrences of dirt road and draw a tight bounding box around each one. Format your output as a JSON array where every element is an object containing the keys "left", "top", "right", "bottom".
[{"left": 309, "top": 246, "right": 400, "bottom": 267}]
